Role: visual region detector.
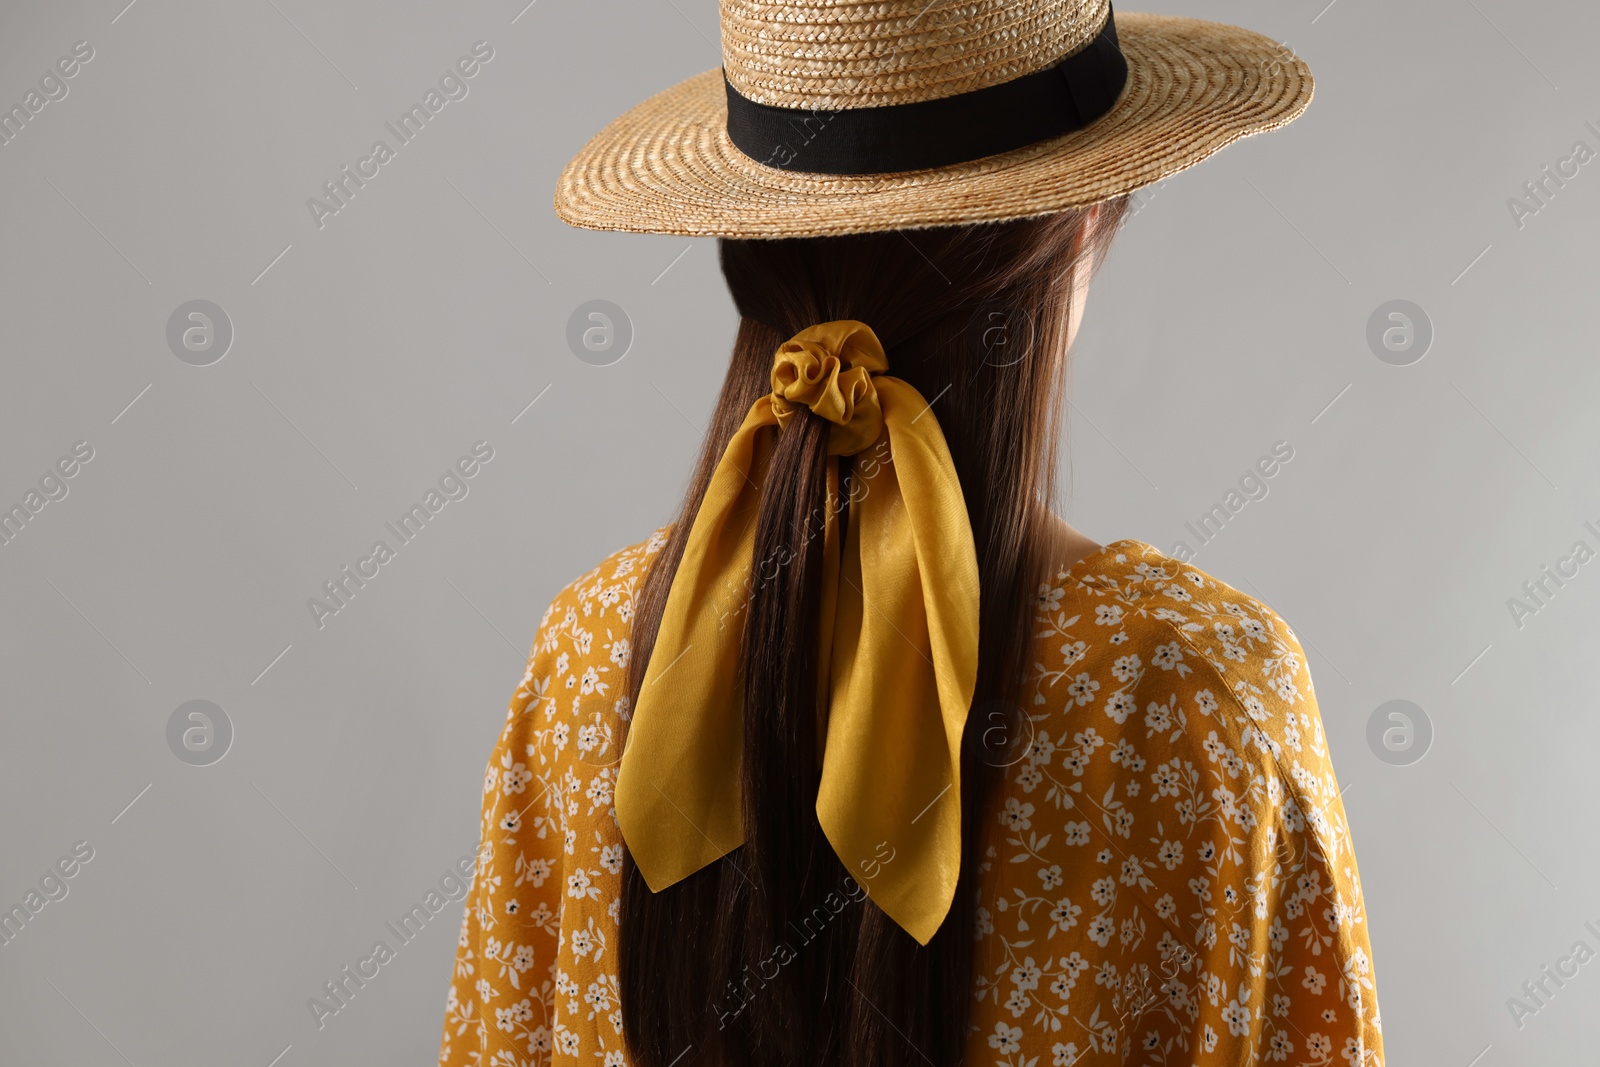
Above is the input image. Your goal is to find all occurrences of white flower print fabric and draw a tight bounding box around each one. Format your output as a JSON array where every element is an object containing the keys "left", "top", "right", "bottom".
[{"left": 438, "top": 531, "right": 1384, "bottom": 1067}]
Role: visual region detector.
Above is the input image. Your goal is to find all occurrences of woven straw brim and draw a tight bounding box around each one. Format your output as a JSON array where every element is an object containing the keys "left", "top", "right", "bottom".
[{"left": 554, "top": 12, "right": 1312, "bottom": 238}]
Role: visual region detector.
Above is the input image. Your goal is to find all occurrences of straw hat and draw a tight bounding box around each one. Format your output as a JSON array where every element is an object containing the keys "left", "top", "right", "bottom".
[{"left": 553, "top": 0, "right": 1312, "bottom": 239}]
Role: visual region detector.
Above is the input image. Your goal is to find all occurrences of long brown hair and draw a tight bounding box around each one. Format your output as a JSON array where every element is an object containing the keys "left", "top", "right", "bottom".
[{"left": 619, "top": 201, "right": 1131, "bottom": 1067}]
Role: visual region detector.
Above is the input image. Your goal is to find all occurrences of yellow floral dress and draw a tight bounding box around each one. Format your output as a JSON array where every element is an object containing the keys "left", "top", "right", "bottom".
[{"left": 437, "top": 529, "right": 1384, "bottom": 1067}]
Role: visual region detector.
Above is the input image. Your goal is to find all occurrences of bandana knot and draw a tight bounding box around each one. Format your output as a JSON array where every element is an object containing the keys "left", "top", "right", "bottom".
[{"left": 769, "top": 321, "right": 890, "bottom": 456}]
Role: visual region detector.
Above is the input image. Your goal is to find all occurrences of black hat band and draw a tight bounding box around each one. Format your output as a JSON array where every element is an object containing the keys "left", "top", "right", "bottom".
[{"left": 723, "top": 3, "right": 1129, "bottom": 176}]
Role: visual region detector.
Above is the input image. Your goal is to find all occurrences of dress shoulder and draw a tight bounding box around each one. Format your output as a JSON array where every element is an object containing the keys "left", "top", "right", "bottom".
[
  {"left": 970, "top": 540, "right": 1383, "bottom": 1065},
  {"left": 438, "top": 526, "right": 670, "bottom": 1067},
  {"left": 509, "top": 527, "right": 672, "bottom": 733},
  {"left": 1044, "top": 543, "right": 1351, "bottom": 861},
  {"left": 1031, "top": 541, "right": 1324, "bottom": 785}
]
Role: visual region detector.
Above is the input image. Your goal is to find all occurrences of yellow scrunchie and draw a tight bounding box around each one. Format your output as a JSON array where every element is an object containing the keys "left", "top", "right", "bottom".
[{"left": 615, "top": 320, "right": 980, "bottom": 946}]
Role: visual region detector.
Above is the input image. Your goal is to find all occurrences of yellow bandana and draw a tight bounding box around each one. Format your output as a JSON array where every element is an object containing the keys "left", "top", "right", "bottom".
[{"left": 615, "top": 320, "right": 980, "bottom": 946}]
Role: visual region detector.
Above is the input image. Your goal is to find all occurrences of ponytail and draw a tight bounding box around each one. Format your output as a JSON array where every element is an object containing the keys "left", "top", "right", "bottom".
[{"left": 620, "top": 201, "right": 1132, "bottom": 1067}]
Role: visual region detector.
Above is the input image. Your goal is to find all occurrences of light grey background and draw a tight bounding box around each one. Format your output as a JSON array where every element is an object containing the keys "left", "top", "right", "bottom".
[{"left": 1, "top": 0, "right": 1595, "bottom": 1063}]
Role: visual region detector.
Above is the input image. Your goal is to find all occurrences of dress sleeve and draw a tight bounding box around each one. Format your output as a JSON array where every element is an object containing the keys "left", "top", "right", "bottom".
[
  {"left": 439, "top": 602, "right": 568, "bottom": 1067},
  {"left": 1133, "top": 611, "right": 1384, "bottom": 1065}
]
